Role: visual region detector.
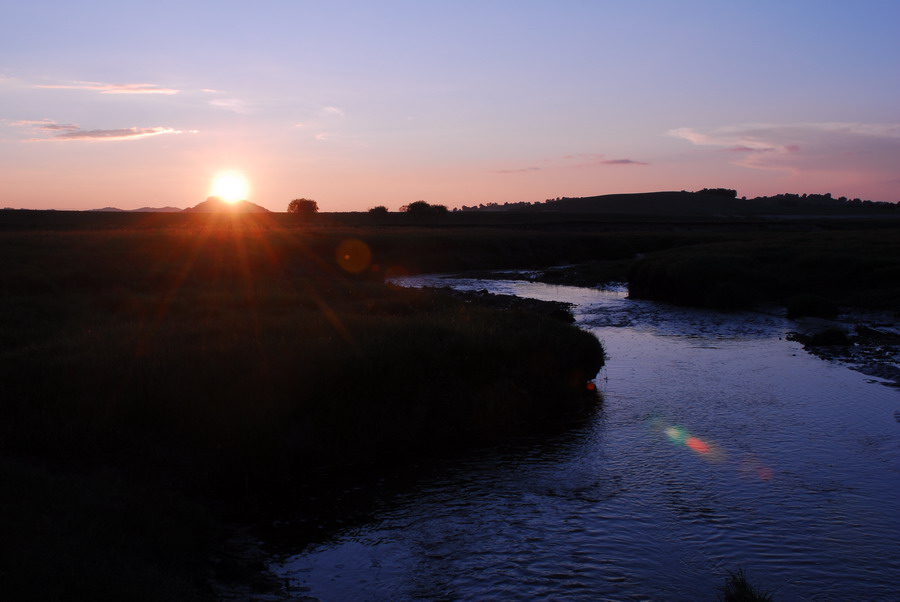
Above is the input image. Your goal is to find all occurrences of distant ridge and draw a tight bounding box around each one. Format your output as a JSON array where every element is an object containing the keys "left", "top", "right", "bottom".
[
  {"left": 88, "top": 206, "right": 183, "bottom": 212},
  {"left": 87, "top": 197, "right": 270, "bottom": 213},
  {"left": 183, "top": 197, "right": 270, "bottom": 213},
  {"left": 462, "top": 190, "right": 898, "bottom": 217},
  {"left": 545, "top": 191, "right": 739, "bottom": 215}
]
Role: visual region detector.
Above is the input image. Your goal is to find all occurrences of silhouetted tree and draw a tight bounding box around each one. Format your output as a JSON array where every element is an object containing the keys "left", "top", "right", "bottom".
[
  {"left": 399, "top": 200, "right": 448, "bottom": 215},
  {"left": 287, "top": 198, "right": 318, "bottom": 215},
  {"left": 368, "top": 205, "right": 389, "bottom": 215},
  {"left": 698, "top": 188, "right": 738, "bottom": 198}
]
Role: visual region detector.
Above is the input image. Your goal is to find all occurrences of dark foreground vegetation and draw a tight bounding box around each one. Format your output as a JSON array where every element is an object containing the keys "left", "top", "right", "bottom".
[
  {"left": 627, "top": 227, "right": 900, "bottom": 311},
  {"left": 719, "top": 569, "right": 774, "bottom": 602},
  {"left": 0, "top": 211, "right": 604, "bottom": 600},
  {"left": 3, "top": 202, "right": 896, "bottom": 599}
]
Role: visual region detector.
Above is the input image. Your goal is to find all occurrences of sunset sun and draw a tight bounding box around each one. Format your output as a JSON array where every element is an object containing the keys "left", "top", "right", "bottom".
[{"left": 210, "top": 171, "right": 250, "bottom": 204}]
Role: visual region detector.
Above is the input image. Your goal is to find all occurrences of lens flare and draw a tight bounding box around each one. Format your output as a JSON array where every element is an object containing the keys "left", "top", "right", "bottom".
[
  {"left": 336, "top": 239, "right": 373, "bottom": 274},
  {"left": 653, "top": 418, "right": 724, "bottom": 462},
  {"left": 650, "top": 416, "right": 773, "bottom": 479},
  {"left": 665, "top": 426, "right": 687, "bottom": 443},
  {"left": 685, "top": 436, "right": 711, "bottom": 454}
]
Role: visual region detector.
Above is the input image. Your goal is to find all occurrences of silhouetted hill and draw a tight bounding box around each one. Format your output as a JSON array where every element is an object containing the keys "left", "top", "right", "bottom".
[
  {"left": 183, "top": 197, "right": 270, "bottom": 213},
  {"left": 543, "top": 191, "right": 745, "bottom": 215},
  {"left": 462, "top": 190, "right": 898, "bottom": 217},
  {"left": 88, "top": 206, "right": 183, "bottom": 212},
  {"left": 134, "top": 206, "right": 184, "bottom": 212},
  {"left": 543, "top": 192, "right": 897, "bottom": 216}
]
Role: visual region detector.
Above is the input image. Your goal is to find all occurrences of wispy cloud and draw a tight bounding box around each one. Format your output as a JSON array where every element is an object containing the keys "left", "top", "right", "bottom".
[
  {"left": 34, "top": 81, "right": 179, "bottom": 95},
  {"left": 669, "top": 122, "right": 900, "bottom": 176},
  {"left": 11, "top": 120, "right": 194, "bottom": 141},
  {"left": 49, "top": 127, "right": 188, "bottom": 141},
  {"left": 494, "top": 152, "right": 649, "bottom": 174},
  {"left": 563, "top": 153, "right": 649, "bottom": 167},
  {"left": 599, "top": 158, "right": 649, "bottom": 165},
  {"left": 290, "top": 106, "right": 348, "bottom": 138},
  {"left": 320, "top": 106, "right": 345, "bottom": 118},
  {"left": 11, "top": 119, "right": 80, "bottom": 132},
  {"left": 208, "top": 98, "right": 252, "bottom": 114}
]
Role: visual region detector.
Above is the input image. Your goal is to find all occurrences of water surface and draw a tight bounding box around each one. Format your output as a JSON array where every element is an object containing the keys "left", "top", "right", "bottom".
[{"left": 274, "top": 277, "right": 900, "bottom": 601}]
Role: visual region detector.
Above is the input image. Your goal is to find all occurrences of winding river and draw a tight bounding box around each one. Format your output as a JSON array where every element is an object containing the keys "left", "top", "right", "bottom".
[{"left": 272, "top": 277, "right": 900, "bottom": 601}]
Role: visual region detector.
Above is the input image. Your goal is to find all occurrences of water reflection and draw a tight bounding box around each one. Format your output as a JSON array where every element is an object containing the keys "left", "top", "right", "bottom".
[{"left": 274, "top": 276, "right": 900, "bottom": 601}]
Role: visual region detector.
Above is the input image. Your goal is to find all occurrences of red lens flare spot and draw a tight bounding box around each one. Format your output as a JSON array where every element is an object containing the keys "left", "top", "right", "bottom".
[
  {"left": 740, "top": 457, "right": 775, "bottom": 481},
  {"left": 586, "top": 382, "right": 596, "bottom": 391},
  {"left": 685, "top": 436, "right": 710, "bottom": 454},
  {"left": 336, "top": 239, "right": 373, "bottom": 274}
]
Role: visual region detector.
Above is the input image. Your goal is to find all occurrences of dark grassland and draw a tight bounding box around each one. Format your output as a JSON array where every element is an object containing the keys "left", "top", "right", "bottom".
[
  {"left": 1, "top": 211, "right": 606, "bottom": 600},
  {"left": 2, "top": 209, "right": 897, "bottom": 599},
  {"left": 627, "top": 228, "right": 900, "bottom": 311}
]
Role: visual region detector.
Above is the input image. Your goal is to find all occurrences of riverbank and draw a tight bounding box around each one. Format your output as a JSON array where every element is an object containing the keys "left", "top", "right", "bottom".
[
  {"left": 0, "top": 213, "right": 604, "bottom": 599},
  {"left": 272, "top": 275, "right": 899, "bottom": 600}
]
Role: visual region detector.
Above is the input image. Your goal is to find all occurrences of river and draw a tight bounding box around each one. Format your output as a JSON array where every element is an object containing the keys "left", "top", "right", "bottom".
[{"left": 271, "top": 276, "right": 900, "bottom": 601}]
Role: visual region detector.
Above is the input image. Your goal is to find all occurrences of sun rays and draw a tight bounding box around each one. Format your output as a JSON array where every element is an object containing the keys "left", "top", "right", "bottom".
[{"left": 209, "top": 171, "right": 250, "bottom": 204}]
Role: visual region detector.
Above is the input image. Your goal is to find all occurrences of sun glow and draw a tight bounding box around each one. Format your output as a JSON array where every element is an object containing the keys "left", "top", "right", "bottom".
[{"left": 210, "top": 171, "right": 250, "bottom": 204}]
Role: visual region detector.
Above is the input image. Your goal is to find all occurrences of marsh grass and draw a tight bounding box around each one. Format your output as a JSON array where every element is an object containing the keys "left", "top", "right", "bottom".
[
  {"left": 0, "top": 457, "right": 212, "bottom": 601},
  {"left": 1, "top": 212, "right": 606, "bottom": 597},
  {"left": 719, "top": 569, "right": 774, "bottom": 602},
  {"left": 785, "top": 294, "right": 839, "bottom": 319},
  {"left": 9, "top": 210, "right": 891, "bottom": 598},
  {"left": 628, "top": 229, "right": 900, "bottom": 310}
]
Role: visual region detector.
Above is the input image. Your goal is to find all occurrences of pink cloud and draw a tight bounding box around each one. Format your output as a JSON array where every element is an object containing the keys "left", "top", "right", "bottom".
[
  {"left": 11, "top": 119, "right": 79, "bottom": 132},
  {"left": 569, "top": 155, "right": 649, "bottom": 167},
  {"left": 208, "top": 98, "right": 252, "bottom": 114},
  {"left": 600, "top": 159, "right": 649, "bottom": 166},
  {"left": 35, "top": 81, "right": 179, "bottom": 95},
  {"left": 723, "top": 145, "right": 769, "bottom": 153},
  {"left": 670, "top": 122, "right": 900, "bottom": 177},
  {"left": 495, "top": 152, "right": 649, "bottom": 174},
  {"left": 11, "top": 120, "right": 194, "bottom": 141},
  {"left": 50, "top": 127, "right": 184, "bottom": 141}
]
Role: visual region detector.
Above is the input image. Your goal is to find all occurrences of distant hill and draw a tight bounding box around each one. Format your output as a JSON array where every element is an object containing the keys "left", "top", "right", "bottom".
[
  {"left": 542, "top": 191, "right": 746, "bottom": 215},
  {"left": 88, "top": 206, "right": 183, "bottom": 212},
  {"left": 88, "top": 197, "right": 270, "bottom": 213},
  {"left": 183, "top": 197, "right": 270, "bottom": 213},
  {"left": 135, "top": 206, "right": 184, "bottom": 213},
  {"left": 461, "top": 190, "right": 898, "bottom": 217}
]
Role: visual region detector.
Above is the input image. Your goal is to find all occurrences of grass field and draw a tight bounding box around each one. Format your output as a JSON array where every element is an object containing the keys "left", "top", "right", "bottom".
[
  {"left": 0, "top": 210, "right": 606, "bottom": 599},
  {"left": 2, "top": 208, "right": 897, "bottom": 598}
]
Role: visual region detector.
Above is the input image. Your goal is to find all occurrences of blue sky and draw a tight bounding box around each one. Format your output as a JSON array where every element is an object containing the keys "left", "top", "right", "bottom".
[{"left": 2, "top": 1, "right": 898, "bottom": 210}]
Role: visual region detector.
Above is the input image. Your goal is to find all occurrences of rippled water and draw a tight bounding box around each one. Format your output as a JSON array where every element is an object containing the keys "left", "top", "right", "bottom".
[{"left": 273, "top": 277, "right": 900, "bottom": 601}]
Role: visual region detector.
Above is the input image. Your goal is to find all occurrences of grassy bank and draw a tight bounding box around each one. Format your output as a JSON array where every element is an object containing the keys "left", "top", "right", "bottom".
[
  {"left": 0, "top": 212, "right": 604, "bottom": 598},
  {"left": 627, "top": 229, "right": 900, "bottom": 311}
]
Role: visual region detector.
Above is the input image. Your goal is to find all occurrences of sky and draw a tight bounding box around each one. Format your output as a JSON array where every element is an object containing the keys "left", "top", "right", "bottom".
[{"left": 2, "top": 0, "right": 899, "bottom": 212}]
